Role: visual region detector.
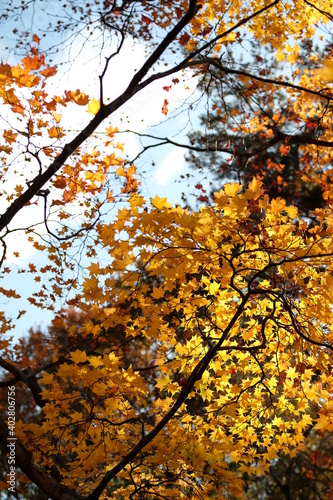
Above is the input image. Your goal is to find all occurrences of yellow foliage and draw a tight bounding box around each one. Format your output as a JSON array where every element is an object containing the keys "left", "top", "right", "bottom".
[
  {"left": 317, "top": 60, "right": 333, "bottom": 82},
  {"left": 87, "top": 97, "right": 100, "bottom": 114},
  {"left": 1, "top": 1, "right": 333, "bottom": 498}
]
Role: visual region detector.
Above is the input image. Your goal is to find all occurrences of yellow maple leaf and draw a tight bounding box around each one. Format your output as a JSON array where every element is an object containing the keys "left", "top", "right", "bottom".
[
  {"left": 209, "top": 281, "right": 220, "bottom": 295},
  {"left": 213, "top": 190, "right": 228, "bottom": 207},
  {"left": 314, "top": 414, "right": 333, "bottom": 432},
  {"left": 40, "top": 372, "right": 54, "bottom": 385},
  {"left": 151, "top": 286, "right": 165, "bottom": 299},
  {"left": 277, "top": 433, "right": 288, "bottom": 445},
  {"left": 286, "top": 366, "right": 298, "bottom": 381},
  {"left": 272, "top": 416, "right": 283, "bottom": 428},
  {"left": 224, "top": 182, "right": 242, "bottom": 197},
  {"left": 71, "top": 411, "right": 82, "bottom": 423},
  {"left": 89, "top": 356, "right": 103, "bottom": 368},
  {"left": 52, "top": 112, "right": 62, "bottom": 123},
  {"left": 155, "top": 374, "right": 172, "bottom": 391},
  {"left": 246, "top": 176, "right": 263, "bottom": 200},
  {"left": 200, "top": 387, "right": 213, "bottom": 402},
  {"left": 151, "top": 195, "right": 171, "bottom": 210},
  {"left": 276, "top": 51, "right": 285, "bottom": 62},
  {"left": 129, "top": 193, "right": 145, "bottom": 208},
  {"left": 285, "top": 205, "right": 298, "bottom": 218},
  {"left": 270, "top": 197, "right": 286, "bottom": 214},
  {"left": 318, "top": 60, "right": 333, "bottom": 83},
  {"left": 69, "top": 349, "right": 89, "bottom": 364},
  {"left": 87, "top": 97, "right": 100, "bottom": 115}
]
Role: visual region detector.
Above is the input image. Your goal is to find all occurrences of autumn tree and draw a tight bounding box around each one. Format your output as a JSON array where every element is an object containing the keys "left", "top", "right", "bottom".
[
  {"left": 182, "top": 33, "right": 333, "bottom": 498},
  {"left": 0, "top": 300, "right": 163, "bottom": 498},
  {"left": 180, "top": 35, "right": 333, "bottom": 215},
  {"left": 0, "top": 1, "right": 333, "bottom": 499},
  {"left": 243, "top": 427, "right": 333, "bottom": 499}
]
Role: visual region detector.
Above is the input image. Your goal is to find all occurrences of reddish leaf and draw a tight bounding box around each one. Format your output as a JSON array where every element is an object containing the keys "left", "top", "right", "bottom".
[
  {"left": 179, "top": 32, "right": 190, "bottom": 47},
  {"left": 197, "top": 195, "right": 209, "bottom": 202},
  {"left": 141, "top": 14, "right": 152, "bottom": 25},
  {"left": 175, "top": 7, "right": 183, "bottom": 19},
  {"left": 51, "top": 199, "right": 66, "bottom": 206},
  {"left": 53, "top": 176, "right": 67, "bottom": 189},
  {"left": 306, "top": 120, "right": 316, "bottom": 129}
]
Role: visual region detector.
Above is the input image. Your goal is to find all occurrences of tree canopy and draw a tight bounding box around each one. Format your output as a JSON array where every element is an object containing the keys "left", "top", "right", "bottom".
[{"left": 0, "top": 1, "right": 333, "bottom": 499}]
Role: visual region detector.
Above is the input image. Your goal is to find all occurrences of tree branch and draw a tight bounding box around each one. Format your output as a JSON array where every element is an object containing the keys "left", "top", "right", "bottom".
[
  {"left": 302, "top": 0, "right": 333, "bottom": 21},
  {"left": 0, "top": 358, "right": 44, "bottom": 409},
  {"left": 119, "top": 128, "right": 333, "bottom": 165},
  {"left": 0, "top": 0, "right": 199, "bottom": 233},
  {"left": 190, "top": 57, "right": 333, "bottom": 102},
  {"left": 135, "top": 0, "right": 281, "bottom": 91},
  {"left": 87, "top": 289, "right": 251, "bottom": 499},
  {"left": 123, "top": 0, "right": 198, "bottom": 91},
  {"left": 0, "top": 418, "right": 83, "bottom": 500}
]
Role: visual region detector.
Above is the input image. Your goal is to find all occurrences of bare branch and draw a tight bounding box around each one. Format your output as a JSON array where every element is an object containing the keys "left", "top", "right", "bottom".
[{"left": 118, "top": 128, "right": 333, "bottom": 165}]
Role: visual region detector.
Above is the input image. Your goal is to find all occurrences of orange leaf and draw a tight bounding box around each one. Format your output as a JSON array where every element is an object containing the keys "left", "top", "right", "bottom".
[
  {"left": 3, "top": 130, "right": 18, "bottom": 144},
  {"left": 0, "top": 286, "right": 20, "bottom": 299},
  {"left": 51, "top": 199, "right": 66, "bottom": 206},
  {"left": 71, "top": 89, "right": 89, "bottom": 105},
  {"left": 15, "top": 185, "right": 24, "bottom": 196},
  {"left": 162, "top": 99, "right": 169, "bottom": 116},
  {"left": 28, "top": 263, "right": 37, "bottom": 273},
  {"left": 280, "top": 144, "right": 290, "bottom": 157},
  {"left": 33, "top": 34, "right": 41, "bottom": 45},
  {"left": 22, "top": 53, "right": 43, "bottom": 71},
  {"left": 48, "top": 126, "right": 65, "bottom": 139},
  {"left": 40, "top": 66, "right": 57, "bottom": 78},
  {"left": 107, "top": 190, "right": 115, "bottom": 202},
  {"left": 106, "top": 126, "right": 118, "bottom": 136},
  {"left": 0, "top": 61, "right": 12, "bottom": 78}
]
